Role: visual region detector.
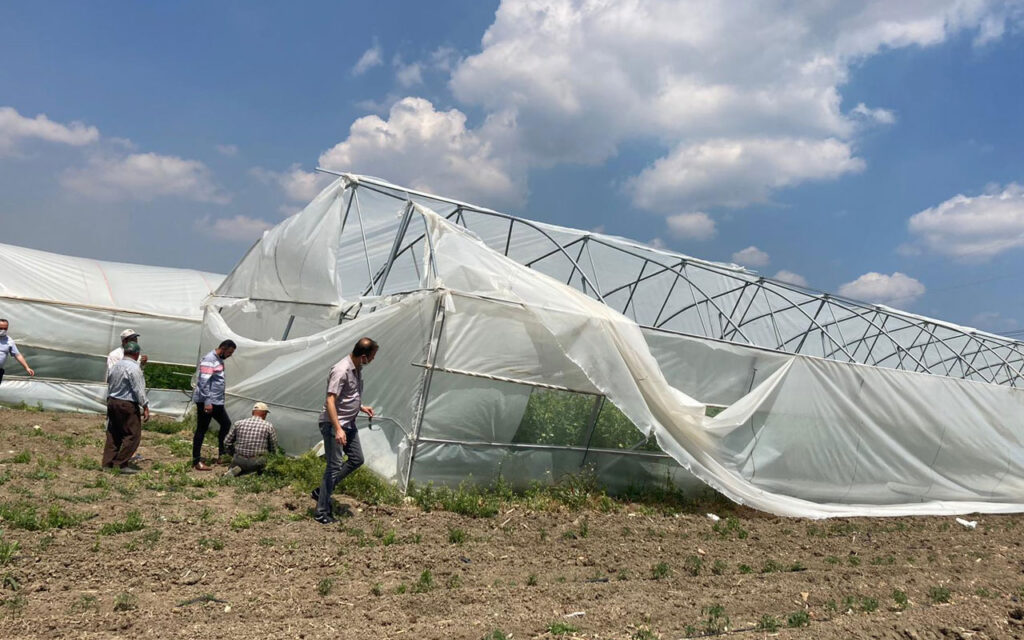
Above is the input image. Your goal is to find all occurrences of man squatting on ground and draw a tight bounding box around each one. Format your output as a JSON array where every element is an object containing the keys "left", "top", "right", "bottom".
[
  {"left": 223, "top": 401, "right": 279, "bottom": 477},
  {"left": 313, "top": 337, "right": 378, "bottom": 525},
  {"left": 107, "top": 328, "right": 148, "bottom": 372},
  {"left": 0, "top": 318, "right": 35, "bottom": 386},
  {"left": 103, "top": 341, "right": 149, "bottom": 473},
  {"left": 192, "top": 339, "right": 236, "bottom": 471}
]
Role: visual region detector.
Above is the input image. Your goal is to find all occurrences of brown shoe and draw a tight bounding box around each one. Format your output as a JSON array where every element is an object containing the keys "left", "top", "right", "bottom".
[{"left": 193, "top": 462, "right": 213, "bottom": 471}]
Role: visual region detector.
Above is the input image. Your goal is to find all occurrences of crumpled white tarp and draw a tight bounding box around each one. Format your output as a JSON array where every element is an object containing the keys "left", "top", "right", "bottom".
[
  {"left": 418, "top": 206, "right": 1024, "bottom": 517},
  {"left": 0, "top": 241, "right": 223, "bottom": 415},
  {"left": 200, "top": 176, "right": 1024, "bottom": 518}
]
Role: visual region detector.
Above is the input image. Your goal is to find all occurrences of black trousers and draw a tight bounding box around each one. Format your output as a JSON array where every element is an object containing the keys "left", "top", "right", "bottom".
[
  {"left": 0, "top": 368, "right": 4, "bottom": 386},
  {"left": 192, "top": 402, "right": 231, "bottom": 465}
]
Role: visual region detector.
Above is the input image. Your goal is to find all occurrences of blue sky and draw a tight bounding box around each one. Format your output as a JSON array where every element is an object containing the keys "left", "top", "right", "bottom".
[{"left": 3, "top": 1, "right": 1024, "bottom": 335}]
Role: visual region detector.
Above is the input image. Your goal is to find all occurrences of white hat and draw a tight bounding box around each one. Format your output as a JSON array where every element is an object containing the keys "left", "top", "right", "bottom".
[
  {"left": 252, "top": 402, "right": 270, "bottom": 413},
  {"left": 120, "top": 329, "right": 140, "bottom": 340}
]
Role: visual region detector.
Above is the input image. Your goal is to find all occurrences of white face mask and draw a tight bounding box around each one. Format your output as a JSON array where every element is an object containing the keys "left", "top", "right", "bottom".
[{"left": 0, "top": 329, "right": 7, "bottom": 338}]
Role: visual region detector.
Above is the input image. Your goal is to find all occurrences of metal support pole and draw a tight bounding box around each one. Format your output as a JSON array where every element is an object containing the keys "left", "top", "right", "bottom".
[{"left": 401, "top": 295, "right": 447, "bottom": 492}]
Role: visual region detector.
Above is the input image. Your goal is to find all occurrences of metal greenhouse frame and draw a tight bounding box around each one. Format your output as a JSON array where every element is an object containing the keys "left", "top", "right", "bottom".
[{"left": 318, "top": 169, "right": 1024, "bottom": 388}]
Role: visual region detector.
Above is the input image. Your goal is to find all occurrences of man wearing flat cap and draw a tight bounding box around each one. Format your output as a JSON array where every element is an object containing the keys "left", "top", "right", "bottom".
[
  {"left": 107, "top": 328, "right": 148, "bottom": 373},
  {"left": 103, "top": 341, "right": 149, "bottom": 473},
  {"left": 223, "top": 401, "right": 278, "bottom": 477}
]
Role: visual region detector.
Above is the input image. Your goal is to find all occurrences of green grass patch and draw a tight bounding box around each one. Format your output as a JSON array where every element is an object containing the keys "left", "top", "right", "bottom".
[
  {"left": 99, "top": 511, "right": 145, "bottom": 535},
  {"left": 651, "top": 562, "right": 670, "bottom": 580},
  {"left": 928, "top": 586, "right": 951, "bottom": 604},
  {"left": 412, "top": 569, "right": 434, "bottom": 593},
  {"left": 0, "top": 534, "right": 19, "bottom": 566},
  {"left": 4, "top": 451, "right": 30, "bottom": 464},
  {"left": 787, "top": 610, "right": 810, "bottom": 628},
  {"left": 230, "top": 506, "right": 271, "bottom": 531},
  {"left": 113, "top": 592, "right": 138, "bottom": 611},
  {"left": 546, "top": 621, "right": 580, "bottom": 635},
  {"left": 317, "top": 577, "right": 333, "bottom": 597},
  {"left": 0, "top": 502, "right": 91, "bottom": 531}
]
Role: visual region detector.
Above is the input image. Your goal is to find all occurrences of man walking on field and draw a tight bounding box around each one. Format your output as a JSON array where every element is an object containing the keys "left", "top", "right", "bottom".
[
  {"left": 312, "top": 337, "right": 378, "bottom": 525},
  {"left": 191, "top": 339, "right": 236, "bottom": 471},
  {"left": 103, "top": 341, "right": 149, "bottom": 472}
]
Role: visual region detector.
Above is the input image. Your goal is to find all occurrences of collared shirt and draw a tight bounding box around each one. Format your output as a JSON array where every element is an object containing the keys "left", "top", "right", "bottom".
[
  {"left": 107, "top": 358, "right": 148, "bottom": 407},
  {"left": 318, "top": 355, "right": 362, "bottom": 424},
  {"left": 192, "top": 349, "right": 226, "bottom": 405},
  {"left": 0, "top": 336, "right": 18, "bottom": 369},
  {"left": 225, "top": 415, "right": 278, "bottom": 458}
]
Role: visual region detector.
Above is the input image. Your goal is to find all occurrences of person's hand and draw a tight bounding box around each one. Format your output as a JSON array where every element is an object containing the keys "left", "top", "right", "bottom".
[
  {"left": 204, "top": 404, "right": 213, "bottom": 414},
  {"left": 143, "top": 406, "right": 150, "bottom": 423},
  {"left": 25, "top": 367, "right": 34, "bottom": 377},
  {"left": 334, "top": 428, "right": 347, "bottom": 446},
  {"left": 360, "top": 405, "right": 375, "bottom": 418},
  {"left": 140, "top": 354, "right": 149, "bottom": 366}
]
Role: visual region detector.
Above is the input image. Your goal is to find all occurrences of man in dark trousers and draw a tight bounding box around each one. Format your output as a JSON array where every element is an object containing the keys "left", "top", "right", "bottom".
[
  {"left": 103, "top": 341, "right": 149, "bottom": 473},
  {"left": 191, "top": 339, "right": 236, "bottom": 471},
  {"left": 312, "top": 337, "right": 378, "bottom": 524}
]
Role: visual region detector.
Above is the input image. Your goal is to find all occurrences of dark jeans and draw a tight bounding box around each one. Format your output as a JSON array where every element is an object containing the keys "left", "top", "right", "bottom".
[
  {"left": 0, "top": 368, "right": 5, "bottom": 386},
  {"left": 231, "top": 454, "right": 267, "bottom": 475},
  {"left": 103, "top": 398, "right": 142, "bottom": 468},
  {"left": 192, "top": 402, "right": 231, "bottom": 465},
  {"left": 316, "top": 421, "right": 363, "bottom": 516}
]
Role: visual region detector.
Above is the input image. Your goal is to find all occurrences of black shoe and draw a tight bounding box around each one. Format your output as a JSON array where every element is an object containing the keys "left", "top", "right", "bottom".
[
  {"left": 311, "top": 488, "right": 320, "bottom": 502},
  {"left": 313, "top": 512, "right": 336, "bottom": 525}
]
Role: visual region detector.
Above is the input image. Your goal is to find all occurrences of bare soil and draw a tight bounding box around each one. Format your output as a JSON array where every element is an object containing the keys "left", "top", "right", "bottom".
[{"left": 2, "top": 407, "right": 1024, "bottom": 639}]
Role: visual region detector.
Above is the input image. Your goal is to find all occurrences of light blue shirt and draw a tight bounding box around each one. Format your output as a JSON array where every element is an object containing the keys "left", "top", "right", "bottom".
[
  {"left": 107, "top": 358, "right": 148, "bottom": 407},
  {"left": 0, "top": 336, "right": 19, "bottom": 369}
]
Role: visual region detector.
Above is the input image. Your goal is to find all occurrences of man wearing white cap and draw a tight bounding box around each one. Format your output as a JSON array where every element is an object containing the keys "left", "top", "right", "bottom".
[
  {"left": 223, "top": 401, "right": 278, "bottom": 477},
  {"left": 107, "top": 329, "right": 149, "bottom": 373}
]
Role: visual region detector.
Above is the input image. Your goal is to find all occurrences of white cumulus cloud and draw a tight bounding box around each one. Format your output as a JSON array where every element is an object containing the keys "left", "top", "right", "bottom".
[
  {"left": 196, "top": 214, "right": 273, "bottom": 243},
  {"left": 251, "top": 163, "right": 332, "bottom": 203},
  {"left": 838, "top": 271, "right": 925, "bottom": 305},
  {"left": 731, "top": 246, "right": 771, "bottom": 268},
  {"left": 445, "top": 0, "right": 1013, "bottom": 211},
  {"left": 395, "top": 61, "right": 424, "bottom": 88},
  {"left": 61, "top": 152, "right": 229, "bottom": 204},
  {"left": 628, "top": 137, "right": 864, "bottom": 211},
  {"left": 773, "top": 270, "right": 809, "bottom": 287},
  {"left": 318, "top": 97, "right": 524, "bottom": 208},
  {"left": 0, "top": 106, "right": 99, "bottom": 155},
  {"left": 666, "top": 212, "right": 716, "bottom": 240},
  {"left": 353, "top": 43, "right": 384, "bottom": 75},
  {"left": 907, "top": 183, "right": 1024, "bottom": 260}
]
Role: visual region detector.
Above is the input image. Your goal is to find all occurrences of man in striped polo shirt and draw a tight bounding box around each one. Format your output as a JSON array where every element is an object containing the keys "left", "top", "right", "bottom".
[{"left": 191, "top": 339, "right": 236, "bottom": 471}]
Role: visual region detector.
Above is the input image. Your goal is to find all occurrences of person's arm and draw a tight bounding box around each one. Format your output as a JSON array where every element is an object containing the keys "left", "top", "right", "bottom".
[
  {"left": 326, "top": 394, "right": 345, "bottom": 446},
  {"left": 130, "top": 365, "right": 149, "bottom": 422},
  {"left": 224, "top": 423, "right": 237, "bottom": 454},
  {"left": 195, "top": 354, "right": 214, "bottom": 412},
  {"left": 15, "top": 353, "right": 33, "bottom": 377},
  {"left": 268, "top": 425, "right": 278, "bottom": 454}
]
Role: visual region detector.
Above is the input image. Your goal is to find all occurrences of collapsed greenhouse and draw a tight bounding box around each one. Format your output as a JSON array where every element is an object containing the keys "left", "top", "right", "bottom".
[
  {"left": 0, "top": 241, "right": 223, "bottom": 414},
  {"left": 190, "top": 172, "right": 1024, "bottom": 518}
]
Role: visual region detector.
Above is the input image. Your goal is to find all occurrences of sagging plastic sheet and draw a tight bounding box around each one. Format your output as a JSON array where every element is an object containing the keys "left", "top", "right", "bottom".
[
  {"left": 419, "top": 206, "right": 1024, "bottom": 518},
  {"left": 0, "top": 241, "right": 223, "bottom": 415}
]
